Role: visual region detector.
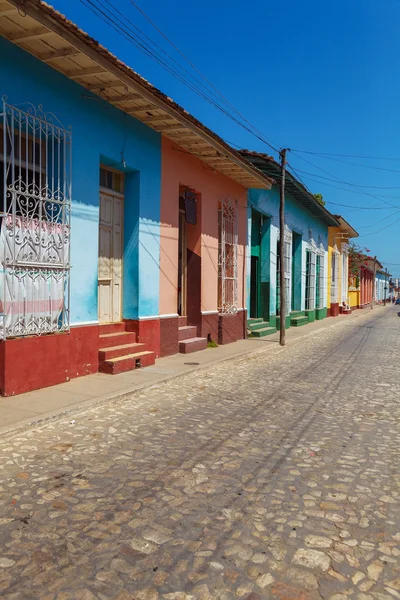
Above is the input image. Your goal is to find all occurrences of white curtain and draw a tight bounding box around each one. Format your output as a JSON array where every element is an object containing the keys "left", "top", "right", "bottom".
[{"left": 0, "top": 215, "right": 69, "bottom": 336}]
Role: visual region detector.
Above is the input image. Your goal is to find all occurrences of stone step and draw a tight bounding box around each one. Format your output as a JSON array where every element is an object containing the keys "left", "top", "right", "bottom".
[
  {"left": 99, "top": 351, "right": 155, "bottom": 375},
  {"left": 290, "top": 311, "right": 305, "bottom": 318},
  {"left": 178, "top": 315, "right": 187, "bottom": 327},
  {"left": 251, "top": 326, "right": 277, "bottom": 337},
  {"left": 247, "top": 318, "right": 264, "bottom": 325},
  {"left": 290, "top": 316, "right": 308, "bottom": 327},
  {"left": 178, "top": 325, "right": 197, "bottom": 341},
  {"left": 99, "top": 331, "right": 136, "bottom": 348},
  {"left": 99, "top": 342, "right": 146, "bottom": 362},
  {"left": 179, "top": 337, "right": 208, "bottom": 354},
  {"left": 248, "top": 320, "right": 270, "bottom": 331},
  {"left": 99, "top": 322, "right": 126, "bottom": 335}
]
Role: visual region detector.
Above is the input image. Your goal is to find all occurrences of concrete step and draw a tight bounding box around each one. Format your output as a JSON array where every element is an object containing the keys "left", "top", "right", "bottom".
[
  {"left": 99, "top": 351, "right": 155, "bottom": 375},
  {"left": 250, "top": 326, "right": 277, "bottom": 337},
  {"left": 179, "top": 337, "right": 208, "bottom": 354},
  {"left": 99, "top": 322, "right": 126, "bottom": 335},
  {"left": 290, "top": 311, "right": 305, "bottom": 318},
  {"left": 178, "top": 315, "right": 187, "bottom": 327},
  {"left": 179, "top": 325, "right": 197, "bottom": 341},
  {"left": 99, "top": 331, "right": 136, "bottom": 348},
  {"left": 248, "top": 318, "right": 263, "bottom": 325},
  {"left": 290, "top": 316, "right": 308, "bottom": 327},
  {"left": 99, "top": 342, "right": 146, "bottom": 362},
  {"left": 248, "top": 320, "right": 270, "bottom": 331}
]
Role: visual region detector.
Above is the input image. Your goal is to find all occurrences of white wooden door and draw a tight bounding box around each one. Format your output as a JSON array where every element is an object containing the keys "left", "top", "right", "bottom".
[{"left": 98, "top": 190, "right": 123, "bottom": 323}]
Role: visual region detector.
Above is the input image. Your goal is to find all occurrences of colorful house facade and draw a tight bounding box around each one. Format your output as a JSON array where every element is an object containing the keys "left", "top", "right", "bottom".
[
  {"left": 327, "top": 216, "right": 358, "bottom": 316},
  {"left": 0, "top": 1, "right": 271, "bottom": 395},
  {"left": 240, "top": 152, "right": 340, "bottom": 335}
]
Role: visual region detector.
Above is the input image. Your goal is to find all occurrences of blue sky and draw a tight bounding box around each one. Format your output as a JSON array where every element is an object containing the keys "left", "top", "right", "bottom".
[{"left": 52, "top": 0, "right": 400, "bottom": 277}]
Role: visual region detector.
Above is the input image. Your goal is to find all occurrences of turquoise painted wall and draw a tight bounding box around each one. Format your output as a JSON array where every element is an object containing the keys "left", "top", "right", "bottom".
[
  {"left": 247, "top": 184, "right": 329, "bottom": 317},
  {"left": 0, "top": 37, "right": 161, "bottom": 323}
]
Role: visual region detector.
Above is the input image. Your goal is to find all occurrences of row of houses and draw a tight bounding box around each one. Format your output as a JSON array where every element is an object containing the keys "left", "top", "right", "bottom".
[{"left": 0, "top": 0, "right": 389, "bottom": 396}]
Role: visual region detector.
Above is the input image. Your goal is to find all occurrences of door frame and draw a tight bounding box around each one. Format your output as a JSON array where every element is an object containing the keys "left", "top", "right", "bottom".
[
  {"left": 98, "top": 186, "right": 125, "bottom": 323},
  {"left": 178, "top": 207, "right": 187, "bottom": 316}
]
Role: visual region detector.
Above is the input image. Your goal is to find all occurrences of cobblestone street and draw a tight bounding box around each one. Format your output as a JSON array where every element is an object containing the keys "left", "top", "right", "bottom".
[{"left": 0, "top": 307, "right": 399, "bottom": 600}]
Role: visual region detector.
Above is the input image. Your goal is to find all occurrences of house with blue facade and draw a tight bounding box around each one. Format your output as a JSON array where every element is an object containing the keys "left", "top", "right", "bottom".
[
  {"left": 240, "top": 151, "right": 340, "bottom": 336},
  {"left": 376, "top": 269, "right": 389, "bottom": 303},
  {"left": 0, "top": 0, "right": 270, "bottom": 395}
]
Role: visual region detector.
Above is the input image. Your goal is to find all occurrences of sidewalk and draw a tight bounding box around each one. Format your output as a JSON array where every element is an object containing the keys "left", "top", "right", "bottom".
[{"left": 0, "top": 307, "right": 387, "bottom": 438}]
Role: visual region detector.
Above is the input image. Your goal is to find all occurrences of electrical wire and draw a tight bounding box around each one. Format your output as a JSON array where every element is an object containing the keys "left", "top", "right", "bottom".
[
  {"left": 290, "top": 149, "right": 400, "bottom": 161},
  {"left": 127, "top": 0, "right": 280, "bottom": 153},
  {"left": 79, "top": 0, "right": 281, "bottom": 155},
  {"left": 289, "top": 151, "right": 399, "bottom": 209}
]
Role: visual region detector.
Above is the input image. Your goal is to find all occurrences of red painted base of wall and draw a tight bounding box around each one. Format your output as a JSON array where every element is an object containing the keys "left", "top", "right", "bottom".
[
  {"left": 199, "top": 313, "right": 219, "bottom": 343},
  {"left": 330, "top": 303, "right": 340, "bottom": 317},
  {"left": 125, "top": 318, "right": 161, "bottom": 358},
  {"left": 160, "top": 316, "right": 179, "bottom": 357},
  {"left": 218, "top": 310, "right": 247, "bottom": 345},
  {"left": 0, "top": 325, "right": 99, "bottom": 397}
]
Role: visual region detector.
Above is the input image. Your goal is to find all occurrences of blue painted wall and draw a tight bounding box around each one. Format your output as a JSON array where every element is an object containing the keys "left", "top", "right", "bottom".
[
  {"left": 247, "top": 185, "right": 329, "bottom": 315},
  {"left": 0, "top": 37, "right": 161, "bottom": 323}
]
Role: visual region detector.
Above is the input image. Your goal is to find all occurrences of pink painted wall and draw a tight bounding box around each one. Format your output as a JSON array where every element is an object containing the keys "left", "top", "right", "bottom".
[{"left": 160, "top": 137, "right": 248, "bottom": 315}]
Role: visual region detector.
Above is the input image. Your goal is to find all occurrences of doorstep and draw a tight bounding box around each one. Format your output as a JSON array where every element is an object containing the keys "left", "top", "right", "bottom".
[{"left": 0, "top": 307, "right": 383, "bottom": 438}]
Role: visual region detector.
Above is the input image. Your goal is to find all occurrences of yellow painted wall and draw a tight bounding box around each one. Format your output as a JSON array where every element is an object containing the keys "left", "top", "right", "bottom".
[{"left": 327, "top": 227, "right": 342, "bottom": 308}]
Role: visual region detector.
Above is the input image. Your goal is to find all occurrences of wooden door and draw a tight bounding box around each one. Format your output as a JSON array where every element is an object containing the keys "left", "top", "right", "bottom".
[{"left": 98, "top": 190, "right": 123, "bottom": 323}]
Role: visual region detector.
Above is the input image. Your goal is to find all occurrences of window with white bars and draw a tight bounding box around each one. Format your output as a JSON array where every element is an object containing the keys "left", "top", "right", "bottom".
[
  {"left": 316, "top": 249, "right": 325, "bottom": 309},
  {"left": 341, "top": 244, "right": 349, "bottom": 304},
  {"left": 0, "top": 99, "right": 71, "bottom": 339},
  {"left": 331, "top": 248, "right": 340, "bottom": 303},
  {"left": 276, "top": 227, "right": 292, "bottom": 316},
  {"left": 218, "top": 199, "right": 238, "bottom": 314},
  {"left": 305, "top": 248, "right": 316, "bottom": 310}
]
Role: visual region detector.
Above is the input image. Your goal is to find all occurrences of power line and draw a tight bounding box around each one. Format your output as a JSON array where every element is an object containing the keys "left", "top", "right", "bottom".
[
  {"left": 79, "top": 0, "right": 281, "bottom": 155},
  {"left": 295, "top": 153, "right": 400, "bottom": 174},
  {"left": 290, "top": 149, "right": 400, "bottom": 161},
  {"left": 289, "top": 151, "right": 399, "bottom": 209},
  {"left": 356, "top": 209, "right": 400, "bottom": 228},
  {"left": 127, "top": 0, "right": 280, "bottom": 153},
  {"left": 358, "top": 213, "right": 400, "bottom": 237}
]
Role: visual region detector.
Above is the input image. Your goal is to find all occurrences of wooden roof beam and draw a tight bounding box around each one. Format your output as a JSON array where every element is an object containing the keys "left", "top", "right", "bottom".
[
  {"left": 0, "top": 5, "right": 16, "bottom": 15},
  {"left": 9, "top": 26, "right": 50, "bottom": 42},
  {"left": 40, "top": 47, "right": 81, "bottom": 61},
  {"left": 67, "top": 66, "right": 107, "bottom": 78},
  {"left": 5, "top": 0, "right": 271, "bottom": 189}
]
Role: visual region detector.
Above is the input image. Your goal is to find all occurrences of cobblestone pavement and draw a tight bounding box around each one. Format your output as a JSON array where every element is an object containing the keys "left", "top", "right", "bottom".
[{"left": 0, "top": 307, "right": 399, "bottom": 600}]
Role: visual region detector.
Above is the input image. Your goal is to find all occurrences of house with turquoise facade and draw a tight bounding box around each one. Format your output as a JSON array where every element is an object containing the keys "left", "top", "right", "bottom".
[{"left": 240, "top": 151, "right": 340, "bottom": 336}]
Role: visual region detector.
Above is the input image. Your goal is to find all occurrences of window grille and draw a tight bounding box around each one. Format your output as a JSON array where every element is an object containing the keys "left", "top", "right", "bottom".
[
  {"left": 276, "top": 226, "right": 292, "bottom": 315},
  {"left": 0, "top": 98, "right": 71, "bottom": 338},
  {"left": 218, "top": 199, "right": 238, "bottom": 314},
  {"left": 331, "top": 247, "right": 340, "bottom": 303},
  {"left": 305, "top": 240, "right": 317, "bottom": 311}
]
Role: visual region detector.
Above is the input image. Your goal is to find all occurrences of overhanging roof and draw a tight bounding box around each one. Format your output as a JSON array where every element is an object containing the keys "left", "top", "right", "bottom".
[
  {"left": 333, "top": 215, "right": 359, "bottom": 238},
  {"left": 0, "top": 0, "right": 273, "bottom": 190},
  {"left": 239, "top": 150, "right": 340, "bottom": 227}
]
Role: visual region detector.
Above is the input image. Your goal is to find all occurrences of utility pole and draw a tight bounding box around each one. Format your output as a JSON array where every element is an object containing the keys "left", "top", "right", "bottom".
[
  {"left": 279, "top": 148, "right": 287, "bottom": 346},
  {"left": 371, "top": 256, "right": 376, "bottom": 309},
  {"left": 384, "top": 267, "right": 388, "bottom": 306}
]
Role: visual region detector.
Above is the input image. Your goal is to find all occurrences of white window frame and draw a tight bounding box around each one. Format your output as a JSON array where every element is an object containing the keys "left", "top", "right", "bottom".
[
  {"left": 276, "top": 225, "right": 292, "bottom": 316},
  {"left": 317, "top": 244, "right": 325, "bottom": 309},
  {"left": 305, "top": 239, "right": 317, "bottom": 311},
  {"left": 341, "top": 243, "right": 349, "bottom": 304},
  {"left": 0, "top": 99, "right": 72, "bottom": 339},
  {"left": 218, "top": 198, "right": 238, "bottom": 314},
  {"left": 331, "top": 245, "right": 340, "bottom": 304}
]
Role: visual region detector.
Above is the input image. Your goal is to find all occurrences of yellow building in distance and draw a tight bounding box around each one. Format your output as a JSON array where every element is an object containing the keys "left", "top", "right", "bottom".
[{"left": 327, "top": 216, "right": 359, "bottom": 316}]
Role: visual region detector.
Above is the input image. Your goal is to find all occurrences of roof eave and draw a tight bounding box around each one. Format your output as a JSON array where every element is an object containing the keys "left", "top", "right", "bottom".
[{"left": 1, "top": 0, "right": 273, "bottom": 190}]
